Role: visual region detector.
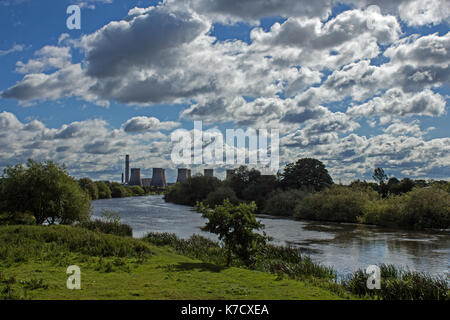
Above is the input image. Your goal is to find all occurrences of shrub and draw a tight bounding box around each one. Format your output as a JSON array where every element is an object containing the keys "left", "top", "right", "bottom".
[
  {"left": 262, "top": 189, "right": 307, "bottom": 217},
  {"left": 165, "top": 176, "right": 222, "bottom": 206},
  {"left": 359, "top": 187, "right": 450, "bottom": 229},
  {"left": 294, "top": 185, "right": 377, "bottom": 222},
  {"left": 197, "top": 200, "right": 269, "bottom": 266},
  {"left": 79, "top": 219, "right": 132, "bottom": 237},
  {"left": 96, "top": 181, "right": 112, "bottom": 199},
  {"left": 78, "top": 177, "right": 99, "bottom": 200},
  {"left": 205, "top": 187, "right": 239, "bottom": 208},
  {"left": 0, "top": 212, "right": 36, "bottom": 225},
  {"left": 110, "top": 183, "right": 130, "bottom": 198},
  {"left": 0, "top": 159, "right": 91, "bottom": 225}
]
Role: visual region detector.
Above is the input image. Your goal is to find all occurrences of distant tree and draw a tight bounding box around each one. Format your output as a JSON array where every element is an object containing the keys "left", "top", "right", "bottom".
[
  {"left": 262, "top": 189, "right": 307, "bottom": 217},
  {"left": 78, "top": 177, "right": 99, "bottom": 200},
  {"left": 129, "top": 186, "right": 146, "bottom": 196},
  {"left": 372, "top": 168, "right": 388, "bottom": 185},
  {"left": 95, "top": 181, "right": 112, "bottom": 199},
  {"left": 227, "top": 166, "right": 262, "bottom": 199},
  {"left": 280, "top": 158, "right": 333, "bottom": 191},
  {"left": 165, "top": 176, "right": 222, "bottom": 206},
  {"left": 110, "top": 182, "right": 130, "bottom": 198},
  {"left": 0, "top": 159, "right": 91, "bottom": 224},
  {"left": 205, "top": 186, "right": 239, "bottom": 208},
  {"left": 197, "top": 200, "right": 269, "bottom": 266}
]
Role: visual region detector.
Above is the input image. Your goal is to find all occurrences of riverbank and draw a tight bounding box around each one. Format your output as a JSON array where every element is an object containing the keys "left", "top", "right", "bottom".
[{"left": 0, "top": 225, "right": 348, "bottom": 300}]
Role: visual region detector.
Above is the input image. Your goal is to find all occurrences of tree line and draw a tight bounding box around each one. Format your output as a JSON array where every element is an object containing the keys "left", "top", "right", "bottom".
[{"left": 165, "top": 159, "right": 450, "bottom": 230}]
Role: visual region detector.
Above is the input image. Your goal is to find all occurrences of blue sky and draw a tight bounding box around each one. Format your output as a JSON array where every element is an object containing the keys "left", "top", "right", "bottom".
[{"left": 0, "top": 0, "right": 449, "bottom": 183}]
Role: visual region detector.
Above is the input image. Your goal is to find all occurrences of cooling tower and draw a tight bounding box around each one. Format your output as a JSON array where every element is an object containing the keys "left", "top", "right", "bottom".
[
  {"left": 177, "top": 168, "right": 190, "bottom": 183},
  {"left": 204, "top": 169, "right": 214, "bottom": 177},
  {"left": 142, "top": 178, "right": 152, "bottom": 187},
  {"left": 151, "top": 168, "right": 167, "bottom": 187},
  {"left": 226, "top": 169, "right": 235, "bottom": 180},
  {"left": 125, "top": 155, "right": 130, "bottom": 184},
  {"left": 129, "top": 168, "right": 142, "bottom": 186}
]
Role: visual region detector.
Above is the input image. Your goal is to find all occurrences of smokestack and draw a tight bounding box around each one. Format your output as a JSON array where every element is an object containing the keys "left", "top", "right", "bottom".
[
  {"left": 129, "top": 168, "right": 142, "bottom": 186},
  {"left": 151, "top": 168, "right": 167, "bottom": 187},
  {"left": 177, "top": 168, "right": 190, "bottom": 183},
  {"left": 204, "top": 169, "right": 214, "bottom": 177},
  {"left": 125, "top": 155, "right": 130, "bottom": 184},
  {"left": 226, "top": 169, "right": 235, "bottom": 180},
  {"left": 121, "top": 173, "right": 124, "bottom": 184}
]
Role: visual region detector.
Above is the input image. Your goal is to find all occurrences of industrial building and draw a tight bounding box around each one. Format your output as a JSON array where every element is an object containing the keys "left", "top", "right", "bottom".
[
  {"left": 177, "top": 168, "right": 191, "bottom": 183},
  {"left": 151, "top": 168, "right": 167, "bottom": 187}
]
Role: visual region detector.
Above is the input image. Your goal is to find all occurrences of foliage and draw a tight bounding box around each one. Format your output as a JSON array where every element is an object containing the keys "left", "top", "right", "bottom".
[
  {"left": 294, "top": 185, "right": 377, "bottom": 223},
  {"left": 280, "top": 158, "right": 333, "bottom": 191},
  {"left": 0, "top": 159, "right": 91, "bottom": 225},
  {"left": 359, "top": 186, "right": 450, "bottom": 229},
  {"left": 110, "top": 182, "right": 131, "bottom": 198},
  {"left": 372, "top": 168, "right": 388, "bottom": 185},
  {"left": 342, "top": 264, "right": 449, "bottom": 300},
  {"left": 129, "top": 186, "right": 146, "bottom": 196},
  {"left": 0, "top": 212, "right": 36, "bottom": 225},
  {"left": 95, "top": 181, "right": 112, "bottom": 199},
  {"left": 262, "top": 189, "right": 307, "bottom": 216},
  {"left": 205, "top": 186, "right": 239, "bottom": 208},
  {"left": 78, "top": 177, "right": 99, "bottom": 200},
  {"left": 79, "top": 219, "right": 133, "bottom": 237},
  {"left": 197, "top": 200, "right": 269, "bottom": 266},
  {"left": 165, "top": 176, "right": 222, "bottom": 206}
]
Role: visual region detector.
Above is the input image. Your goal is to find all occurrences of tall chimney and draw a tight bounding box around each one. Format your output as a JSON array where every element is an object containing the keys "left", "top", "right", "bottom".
[
  {"left": 125, "top": 155, "right": 130, "bottom": 184},
  {"left": 121, "top": 173, "right": 124, "bottom": 184}
]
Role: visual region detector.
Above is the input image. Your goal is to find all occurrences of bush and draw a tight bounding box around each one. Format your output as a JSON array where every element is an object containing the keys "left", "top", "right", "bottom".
[
  {"left": 96, "top": 181, "right": 112, "bottom": 199},
  {"left": 165, "top": 176, "right": 222, "bottom": 206},
  {"left": 359, "top": 187, "right": 450, "bottom": 229},
  {"left": 262, "top": 189, "right": 307, "bottom": 217},
  {"left": 128, "top": 186, "right": 146, "bottom": 196},
  {"left": 197, "top": 200, "right": 269, "bottom": 266},
  {"left": 205, "top": 187, "right": 239, "bottom": 208},
  {"left": 110, "top": 183, "right": 130, "bottom": 198},
  {"left": 0, "top": 159, "right": 91, "bottom": 225},
  {"left": 78, "top": 177, "right": 99, "bottom": 200},
  {"left": 0, "top": 212, "right": 36, "bottom": 225},
  {"left": 294, "top": 185, "right": 377, "bottom": 223},
  {"left": 79, "top": 219, "right": 132, "bottom": 237}
]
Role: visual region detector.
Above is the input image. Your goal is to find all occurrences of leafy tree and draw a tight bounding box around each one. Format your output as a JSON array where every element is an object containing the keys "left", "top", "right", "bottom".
[
  {"left": 78, "top": 177, "right": 99, "bottom": 200},
  {"left": 280, "top": 158, "right": 333, "bottom": 191},
  {"left": 129, "top": 186, "right": 146, "bottom": 196},
  {"left": 95, "top": 181, "right": 112, "bottom": 199},
  {"left": 373, "top": 168, "right": 388, "bottom": 185},
  {"left": 227, "top": 166, "right": 262, "bottom": 199},
  {"left": 262, "top": 189, "right": 307, "bottom": 217},
  {"left": 205, "top": 186, "right": 239, "bottom": 208},
  {"left": 165, "top": 176, "right": 222, "bottom": 206},
  {"left": 0, "top": 159, "right": 91, "bottom": 224},
  {"left": 197, "top": 200, "right": 269, "bottom": 266},
  {"left": 110, "top": 182, "right": 130, "bottom": 198}
]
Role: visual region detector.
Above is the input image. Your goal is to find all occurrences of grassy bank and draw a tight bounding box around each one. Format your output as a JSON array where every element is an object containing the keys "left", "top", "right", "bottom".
[{"left": 0, "top": 225, "right": 347, "bottom": 300}]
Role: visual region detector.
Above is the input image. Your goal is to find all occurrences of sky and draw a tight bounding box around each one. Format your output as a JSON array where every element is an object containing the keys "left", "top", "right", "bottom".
[{"left": 0, "top": 0, "right": 449, "bottom": 183}]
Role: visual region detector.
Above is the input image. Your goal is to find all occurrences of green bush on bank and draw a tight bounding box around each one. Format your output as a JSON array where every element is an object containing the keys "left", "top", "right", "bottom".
[
  {"left": 294, "top": 185, "right": 377, "bottom": 223},
  {"left": 359, "top": 187, "right": 450, "bottom": 229},
  {"left": 262, "top": 189, "right": 308, "bottom": 217}
]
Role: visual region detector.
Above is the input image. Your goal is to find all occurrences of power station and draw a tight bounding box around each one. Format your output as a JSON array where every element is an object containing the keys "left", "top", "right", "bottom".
[{"left": 122, "top": 155, "right": 231, "bottom": 187}]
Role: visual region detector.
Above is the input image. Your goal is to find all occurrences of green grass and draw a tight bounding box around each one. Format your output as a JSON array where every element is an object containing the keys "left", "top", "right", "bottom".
[{"left": 0, "top": 225, "right": 347, "bottom": 300}]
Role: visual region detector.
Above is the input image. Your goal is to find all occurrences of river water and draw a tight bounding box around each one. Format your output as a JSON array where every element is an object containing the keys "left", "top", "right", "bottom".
[{"left": 92, "top": 195, "right": 449, "bottom": 278}]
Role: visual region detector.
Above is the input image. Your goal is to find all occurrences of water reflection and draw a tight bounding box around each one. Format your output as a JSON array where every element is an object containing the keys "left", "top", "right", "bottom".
[{"left": 92, "top": 195, "right": 449, "bottom": 278}]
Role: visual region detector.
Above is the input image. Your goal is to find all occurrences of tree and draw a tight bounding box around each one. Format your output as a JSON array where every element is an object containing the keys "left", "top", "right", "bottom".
[
  {"left": 372, "top": 168, "right": 388, "bottom": 185},
  {"left": 78, "top": 177, "right": 99, "bottom": 200},
  {"left": 197, "top": 200, "right": 269, "bottom": 266},
  {"left": 95, "top": 181, "right": 112, "bottom": 199},
  {"left": 280, "top": 158, "right": 333, "bottom": 191},
  {"left": 110, "top": 182, "right": 129, "bottom": 198},
  {"left": 0, "top": 159, "right": 91, "bottom": 224}
]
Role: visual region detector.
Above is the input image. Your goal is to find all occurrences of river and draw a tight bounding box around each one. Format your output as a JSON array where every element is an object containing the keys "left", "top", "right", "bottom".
[{"left": 92, "top": 195, "right": 449, "bottom": 278}]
